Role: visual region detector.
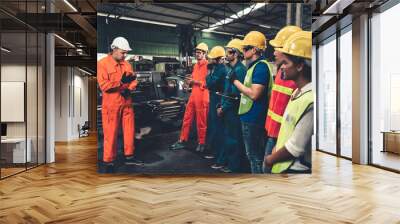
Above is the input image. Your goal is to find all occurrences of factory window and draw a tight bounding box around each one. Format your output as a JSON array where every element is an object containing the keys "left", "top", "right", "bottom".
[
  {"left": 317, "top": 35, "right": 337, "bottom": 155},
  {"left": 370, "top": 2, "right": 400, "bottom": 172},
  {"left": 339, "top": 26, "right": 352, "bottom": 159}
]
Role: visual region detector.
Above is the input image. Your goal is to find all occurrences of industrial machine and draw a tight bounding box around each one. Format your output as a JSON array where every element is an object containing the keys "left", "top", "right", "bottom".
[{"left": 131, "top": 59, "right": 189, "bottom": 127}]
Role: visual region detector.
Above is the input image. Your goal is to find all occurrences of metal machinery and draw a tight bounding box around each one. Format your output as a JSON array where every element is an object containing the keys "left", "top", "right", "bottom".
[{"left": 130, "top": 59, "right": 190, "bottom": 132}]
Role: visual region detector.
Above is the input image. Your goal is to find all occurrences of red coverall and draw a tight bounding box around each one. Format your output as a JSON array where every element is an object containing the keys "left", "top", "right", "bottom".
[
  {"left": 97, "top": 55, "right": 137, "bottom": 162},
  {"left": 179, "top": 59, "right": 209, "bottom": 144}
]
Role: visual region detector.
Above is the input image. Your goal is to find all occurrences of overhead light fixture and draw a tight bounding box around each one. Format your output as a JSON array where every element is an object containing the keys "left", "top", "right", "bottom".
[
  {"left": 63, "top": 0, "right": 78, "bottom": 12},
  {"left": 1, "top": 47, "right": 11, "bottom": 53},
  {"left": 78, "top": 67, "right": 93, "bottom": 76},
  {"left": 202, "top": 30, "right": 244, "bottom": 37},
  {"left": 97, "top": 13, "right": 177, "bottom": 27},
  {"left": 54, "top": 34, "right": 75, "bottom": 48},
  {"left": 259, "top": 24, "right": 271, "bottom": 29},
  {"left": 203, "top": 3, "right": 266, "bottom": 32}
]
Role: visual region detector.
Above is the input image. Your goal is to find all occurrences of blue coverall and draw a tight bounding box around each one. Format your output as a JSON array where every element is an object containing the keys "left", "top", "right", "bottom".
[
  {"left": 221, "top": 61, "right": 247, "bottom": 172},
  {"left": 205, "top": 63, "right": 227, "bottom": 163}
]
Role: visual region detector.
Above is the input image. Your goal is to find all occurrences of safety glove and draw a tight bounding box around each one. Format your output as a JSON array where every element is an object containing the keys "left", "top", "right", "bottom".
[
  {"left": 121, "top": 72, "right": 136, "bottom": 84},
  {"left": 121, "top": 89, "right": 131, "bottom": 99}
]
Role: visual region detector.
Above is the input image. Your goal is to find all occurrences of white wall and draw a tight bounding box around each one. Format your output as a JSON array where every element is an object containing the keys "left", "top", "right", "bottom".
[
  {"left": 1, "top": 63, "right": 46, "bottom": 164},
  {"left": 1, "top": 64, "right": 34, "bottom": 138},
  {"left": 54, "top": 67, "right": 89, "bottom": 141}
]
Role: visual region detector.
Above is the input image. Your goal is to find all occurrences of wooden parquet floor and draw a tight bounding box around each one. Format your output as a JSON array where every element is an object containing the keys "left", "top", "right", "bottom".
[{"left": 1, "top": 134, "right": 400, "bottom": 223}]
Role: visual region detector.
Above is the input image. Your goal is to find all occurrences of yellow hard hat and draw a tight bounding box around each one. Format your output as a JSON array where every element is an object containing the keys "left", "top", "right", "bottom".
[
  {"left": 242, "top": 31, "right": 267, "bottom": 50},
  {"left": 208, "top": 46, "right": 226, "bottom": 59},
  {"left": 270, "top": 25, "right": 302, "bottom": 48},
  {"left": 225, "top": 38, "right": 243, "bottom": 53},
  {"left": 195, "top": 42, "right": 208, "bottom": 52},
  {"left": 276, "top": 31, "right": 312, "bottom": 59}
]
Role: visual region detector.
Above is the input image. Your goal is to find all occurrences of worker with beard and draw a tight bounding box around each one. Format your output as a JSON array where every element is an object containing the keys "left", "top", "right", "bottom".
[
  {"left": 214, "top": 39, "right": 247, "bottom": 173},
  {"left": 97, "top": 37, "right": 143, "bottom": 171}
]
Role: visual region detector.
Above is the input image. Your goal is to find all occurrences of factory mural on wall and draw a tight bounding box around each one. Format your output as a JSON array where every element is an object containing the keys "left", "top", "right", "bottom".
[{"left": 96, "top": 2, "right": 313, "bottom": 174}]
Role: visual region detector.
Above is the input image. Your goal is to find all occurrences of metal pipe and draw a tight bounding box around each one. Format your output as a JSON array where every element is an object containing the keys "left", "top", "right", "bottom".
[
  {"left": 215, "top": 92, "right": 239, "bottom": 100},
  {"left": 286, "top": 3, "right": 292, "bottom": 25},
  {"left": 296, "top": 3, "right": 302, "bottom": 27}
]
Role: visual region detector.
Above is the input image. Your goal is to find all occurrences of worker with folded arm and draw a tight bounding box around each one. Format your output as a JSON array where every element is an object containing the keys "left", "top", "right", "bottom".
[
  {"left": 170, "top": 43, "right": 209, "bottom": 152},
  {"left": 264, "top": 31, "right": 313, "bottom": 174},
  {"left": 97, "top": 37, "right": 143, "bottom": 171},
  {"left": 263, "top": 26, "right": 301, "bottom": 173},
  {"left": 203, "top": 46, "right": 227, "bottom": 168},
  {"left": 216, "top": 39, "right": 247, "bottom": 173},
  {"left": 229, "top": 31, "right": 274, "bottom": 174}
]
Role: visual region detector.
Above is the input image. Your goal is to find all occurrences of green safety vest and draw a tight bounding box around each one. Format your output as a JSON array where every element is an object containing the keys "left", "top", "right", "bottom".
[
  {"left": 238, "top": 60, "right": 274, "bottom": 115},
  {"left": 271, "top": 89, "right": 314, "bottom": 174}
]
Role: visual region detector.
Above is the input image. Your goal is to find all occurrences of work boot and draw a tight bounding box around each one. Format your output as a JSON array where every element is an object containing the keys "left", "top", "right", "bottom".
[
  {"left": 211, "top": 163, "right": 224, "bottom": 170},
  {"left": 125, "top": 156, "right": 144, "bottom": 166},
  {"left": 169, "top": 141, "right": 186, "bottom": 150},
  {"left": 195, "top": 144, "right": 206, "bottom": 152},
  {"left": 220, "top": 166, "right": 232, "bottom": 173},
  {"left": 99, "top": 161, "right": 114, "bottom": 173},
  {"left": 203, "top": 154, "right": 215, "bottom": 159}
]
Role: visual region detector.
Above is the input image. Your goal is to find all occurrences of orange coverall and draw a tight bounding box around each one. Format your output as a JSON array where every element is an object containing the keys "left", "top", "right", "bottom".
[
  {"left": 179, "top": 59, "right": 209, "bottom": 144},
  {"left": 97, "top": 55, "right": 137, "bottom": 162}
]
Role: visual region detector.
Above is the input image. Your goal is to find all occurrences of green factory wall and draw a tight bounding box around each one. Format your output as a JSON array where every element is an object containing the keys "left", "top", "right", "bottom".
[{"left": 97, "top": 17, "right": 232, "bottom": 57}]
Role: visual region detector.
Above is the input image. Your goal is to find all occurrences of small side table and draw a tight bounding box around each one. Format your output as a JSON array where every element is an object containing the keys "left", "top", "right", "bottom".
[{"left": 381, "top": 131, "right": 400, "bottom": 154}]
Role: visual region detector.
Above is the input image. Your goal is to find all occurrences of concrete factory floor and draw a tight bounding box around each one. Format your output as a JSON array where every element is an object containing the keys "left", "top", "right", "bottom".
[{"left": 97, "top": 127, "right": 250, "bottom": 174}]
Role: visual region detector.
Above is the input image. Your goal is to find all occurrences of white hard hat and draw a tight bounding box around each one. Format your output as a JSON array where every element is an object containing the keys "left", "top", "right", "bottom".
[{"left": 111, "top": 37, "right": 132, "bottom": 51}]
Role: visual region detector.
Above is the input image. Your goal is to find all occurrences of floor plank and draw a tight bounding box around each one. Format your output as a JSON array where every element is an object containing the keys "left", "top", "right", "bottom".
[{"left": 0, "top": 134, "right": 400, "bottom": 223}]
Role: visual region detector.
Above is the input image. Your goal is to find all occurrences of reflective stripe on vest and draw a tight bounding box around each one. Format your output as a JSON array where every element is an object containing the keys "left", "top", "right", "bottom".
[
  {"left": 267, "top": 109, "right": 283, "bottom": 123},
  {"left": 272, "top": 84, "right": 294, "bottom": 96},
  {"left": 238, "top": 60, "right": 273, "bottom": 115},
  {"left": 271, "top": 90, "right": 314, "bottom": 174}
]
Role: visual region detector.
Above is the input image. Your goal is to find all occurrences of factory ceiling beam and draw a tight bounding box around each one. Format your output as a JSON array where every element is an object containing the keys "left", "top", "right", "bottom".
[
  {"left": 189, "top": 7, "right": 219, "bottom": 26},
  {"left": 108, "top": 5, "right": 209, "bottom": 28},
  {"left": 86, "top": 0, "right": 97, "bottom": 12},
  {"left": 55, "top": 55, "right": 96, "bottom": 68},
  {"left": 154, "top": 3, "right": 224, "bottom": 23},
  {"left": 52, "top": 1, "right": 97, "bottom": 47}
]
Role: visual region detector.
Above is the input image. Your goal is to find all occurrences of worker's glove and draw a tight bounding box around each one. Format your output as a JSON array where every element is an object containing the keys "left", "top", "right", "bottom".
[
  {"left": 121, "top": 89, "right": 131, "bottom": 99},
  {"left": 121, "top": 72, "right": 136, "bottom": 84},
  {"left": 216, "top": 104, "right": 223, "bottom": 117},
  {"left": 227, "top": 71, "right": 237, "bottom": 84}
]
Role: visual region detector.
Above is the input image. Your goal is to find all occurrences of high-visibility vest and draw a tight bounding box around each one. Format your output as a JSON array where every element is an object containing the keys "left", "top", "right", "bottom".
[
  {"left": 265, "top": 70, "right": 297, "bottom": 138},
  {"left": 238, "top": 60, "right": 274, "bottom": 115},
  {"left": 271, "top": 89, "right": 313, "bottom": 173}
]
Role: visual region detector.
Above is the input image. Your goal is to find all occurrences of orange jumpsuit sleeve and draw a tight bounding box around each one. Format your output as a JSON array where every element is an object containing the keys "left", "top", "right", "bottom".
[
  {"left": 191, "top": 63, "right": 207, "bottom": 90},
  {"left": 197, "top": 81, "right": 206, "bottom": 90},
  {"left": 97, "top": 62, "right": 122, "bottom": 93},
  {"left": 127, "top": 80, "right": 138, "bottom": 90},
  {"left": 197, "top": 65, "right": 208, "bottom": 90}
]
